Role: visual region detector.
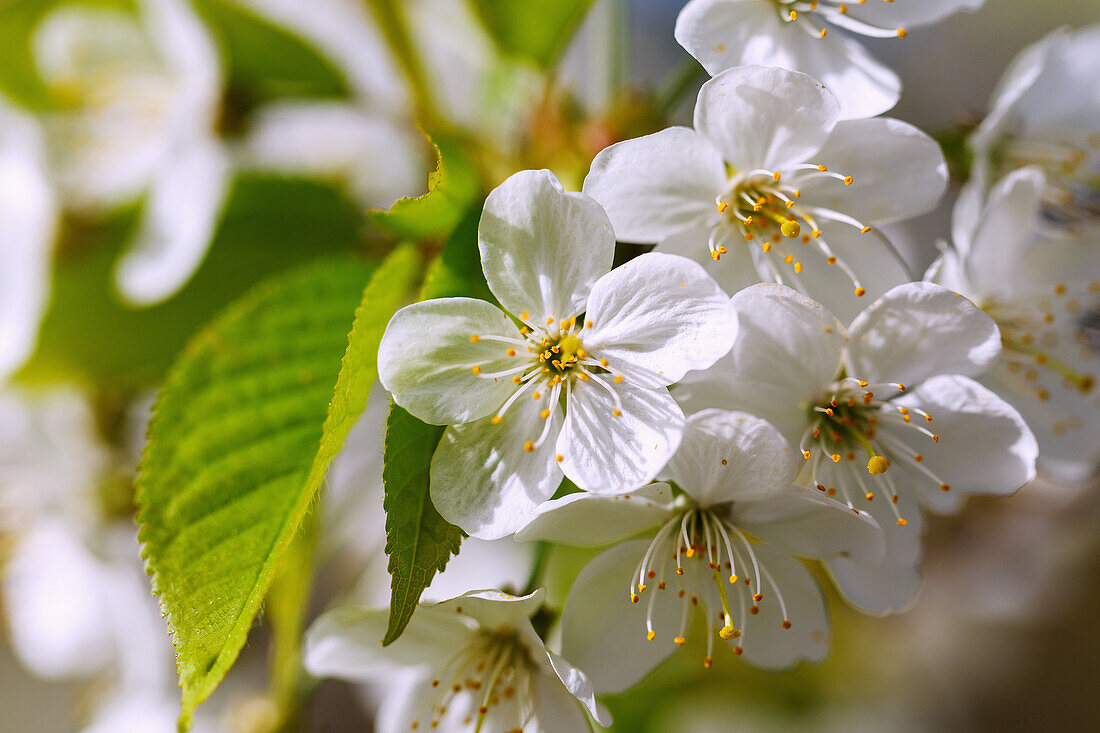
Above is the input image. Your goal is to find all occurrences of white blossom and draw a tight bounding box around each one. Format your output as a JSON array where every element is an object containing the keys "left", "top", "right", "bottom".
[
  {"left": 519, "top": 410, "right": 882, "bottom": 691},
  {"left": 675, "top": 0, "right": 985, "bottom": 119},
  {"left": 583, "top": 65, "right": 945, "bottom": 322},
  {"left": 378, "top": 169, "right": 736, "bottom": 538},
  {"left": 930, "top": 167, "right": 1100, "bottom": 482},
  {"left": 677, "top": 282, "right": 1038, "bottom": 612},
  {"left": 305, "top": 589, "right": 610, "bottom": 733}
]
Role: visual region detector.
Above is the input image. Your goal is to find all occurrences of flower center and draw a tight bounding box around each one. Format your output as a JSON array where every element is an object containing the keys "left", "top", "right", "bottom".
[
  {"left": 992, "top": 134, "right": 1100, "bottom": 230},
  {"left": 774, "top": 1, "right": 910, "bottom": 40},
  {"left": 712, "top": 168, "right": 871, "bottom": 298},
  {"left": 419, "top": 629, "right": 534, "bottom": 733},
  {"left": 628, "top": 504, "right": 792, "bottom": 667},
  {"left": 799, "top": 377, "right": 944, "bottom": 526},
  {"left": 468, "top": 314, "right": 627, "bottom": 456},
  {"left": 981, "top": 284, "right": 1099, "bottom": 435}
]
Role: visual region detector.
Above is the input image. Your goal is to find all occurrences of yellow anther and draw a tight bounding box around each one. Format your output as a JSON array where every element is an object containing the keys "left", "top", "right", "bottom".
[
  {"left": 780, "top": 220, "right": 801, "bottom": 238},
  {"left": 897, "top": 518, "right": 907, "bottom": 526},
  {"left": 729, "top": 575, "right": 738, "bottom": 584},
  {"left": 511, "top": 376, "right": 522, "bottom": 384},
  {"left": 613, "top": 375, "right": 624, "bottom": 383},
  {"left": 556, "top": 454, "right": 564, "bottom": 462},
  {"left": 897, "top": 28, "right": 908, "bottom": 38},
  {"left": 819, "top": 28, "right": 827, "bottom": 37},
  {"left": 772, "top": 171, "right": 781, "bottom": 182},
  {"left": 646, "top": 630, "right": 656, "bottom": 641},
  {"left": 471, "top": 365, "right": 481, "bottom": 375},
  {"left": 781, "top": 620, "right": 792, "bottom": 629},
  {"left": 854, "top": 287, "right": 866, "bottom": 297},
  {"left": 599, "top": 358, "right": 609, "bottom": 367},
  {"left": 711, "top": 251, "right": 721, "bottom": 261},
  {"left": 940, "top": 483, "right": 952, "bottom": 492},
  {"left": 613, "top": 409, "right": 622, "bottom": 417},
  {"left": 865, "top": 492, "right": 874, "bottom": 501},
  {"left": 719, "top": 625, "right": 740, "bottom": 640},
  {"left": 704, "top": 656, "right": 713, "bottom": 667},
  {"left": 789, "top": 9, "right": 797, "bottom": 20},
  {"left": 811, "top": 229, "right": 822, "bottom": 239},
  {"left": 523, "top": 441, "right": 534, "bottom": 452},
  {"left": 717, "top": 201, "right": 729, "bottom": 213},
  {"left": 630, "top": 594, "right": 640, "bottom": 604},
  {"left": 540, "top": 409, "right": 550, "bottom": 419},
  {"left": 818, "top": 164, "right": 827, "bottom": 171},
  {"left": 831, "top": 453, "right": 842, "bottom": 463},
  {"left": 793, "top": 262, "right": 803, "bottom": 273},
  {"left": 491, "top": 416, "right": 503, "bottom": 425},
  {"left": 506, "top": 348, "right": 516, "bottom": 356},
  {"left": 802, "top": 450, "right": 812, "bottom": 460},
  {"left": 673, "top": 636, "right": 686, "bottom": 646},
  {"left": 860, "top": 226, "right": 871, "bottom": 233},
  {"left": 520, "top": 311, "right": 529, "bottom": 321},
  {"left": 867, "top": 455, "right": 890, "bottom": 475},
  {"left": 469, "top": 335, "right": 480, "bottom": 343},
  {"left": 843, "top": 176, "right": 854, "bottom": 185},
  {"left": 761, "top": 241, "right": 771, "bottom": 253},
  {"left": 532, "top": 391, "right": 542, "bottom": 399}
]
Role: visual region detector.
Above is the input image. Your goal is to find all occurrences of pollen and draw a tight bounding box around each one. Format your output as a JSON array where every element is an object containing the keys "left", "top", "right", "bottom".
[
  {"left": 469, "top": 335, "right": 480, "bottom": 343},
  {"left": 844, "top": 176, "right": 854, "bottom": 185},
  {"left": 780, "top": 220, "right": 801, "bottom": 238},
  {"left": 491, "top": 416, "right": 503, "bottom": 425},
  {"left": 781, "top": 620, "right": 792, "bottom": 629},
  {"left": 674, "top": 636, "right": 686, "bottom": 646},
  {"left": 719, "top": 625, "right": 740, "bottom": 640},
  {"left": 854, "top": 287, "right": 866, "bottom": 297},
  {"left": 646, "top": 630, "right": 656, "bottom": 641},
  {"left": 867, "top": 455, "right": 889, "bottom": 475},
  {"left": 896, "top": 518, "right": 908, "bottom": 526},
  {"left": 471, "top": 365, "right": 481, "bottom": 375},
  {"left": 897, "top": 28, "right": 908, "bottom": 38},
  {"left": 523, "top": 441, "right": 534, "bottom": 452}
]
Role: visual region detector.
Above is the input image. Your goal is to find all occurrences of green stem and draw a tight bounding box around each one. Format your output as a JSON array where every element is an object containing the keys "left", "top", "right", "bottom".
[{"left": 521, "top": 541, "right": 551, "bottom": 596}]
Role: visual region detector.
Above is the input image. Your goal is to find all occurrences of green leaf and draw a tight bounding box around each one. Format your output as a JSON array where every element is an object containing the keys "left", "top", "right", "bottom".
[
  {"left": 382, "top": 404, "right": 464, "bottom": 646},
  {"left": 137, "top": 246, "right": 420, "bottom": 729},
  {"left": 368, "top": 134, "right": 481, "bottom": 242},
  {"left": 470, "top": 0, "right": 596, "bottom": 69},
  {"left": 417, "top": 205, "right": 492, "bottom": 303}
]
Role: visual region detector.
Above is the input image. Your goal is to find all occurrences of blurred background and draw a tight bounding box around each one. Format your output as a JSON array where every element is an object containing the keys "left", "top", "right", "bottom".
[{"left": 1, "top": 0, "right": 1098, "bottom": 731}]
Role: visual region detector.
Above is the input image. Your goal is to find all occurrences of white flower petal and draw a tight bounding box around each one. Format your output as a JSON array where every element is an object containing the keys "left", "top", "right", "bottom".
[
  {"left": 738, "top": 545, "right": 829, "bottom": 669},
  {"left": 584, "top": 252, "right": 737, "bottom": 387},
  {"left": 787, "top": 222, "right": 911, "bottom": 326},
  {"left": 654, "top": 223, "right": 763, "bottom": 296},
  {"left": 824, "top": 490, "right": 924, "bottom": 614},
  {"left": 430, "top": 588, "right": 545, "bottom": 630},
  {"left": 531, "top": 667, "right": 593, "bottom": 732},
  {"left": 883, "top": 375, "right": 1037, "bottom": 513},
  {"left": 560, "top": 539, "right": 680, "bottom": 694},
  {"left": 956, "top": 167, "right": 1047, "bottom": 300},
  {"left": 378, "top": 298, "right": 521, "bottom": 425},
  {"left": 846, "top": 282, "right": 1002, "bottom": 387},
  {"left": 798, "top": 117, "right": 947, "bottom": 225},
  {"left": 240, "top": 101, "right": 426, "bottom": 209},
  {"left": 669, "top": 410, "right": 798, "bottom": 507},
  {"left": 516, "top": 483, "right": 675, "bottom": 546},
  {"left": 732, "top": 486, "right": 885, "bottom": 563},
  {"left": 582, "top": 126, "right": 727, "bottom": 244},
  {"left": 114, "top": 135, "right": 230, "bottom": 305},
  {"left": 544, "top": 648, "right": 611, "bottom": 726},
  {"left": 431, "top": 404, "right": 563, "bottom": 539},
  {"left": 677, "top": 284, "right": 843, "bottom": 447},
  {"left": 558, "top": 380, "right": 684, "bottom": 495},
  {"left": 2, "top": 519, "right": 115, "bottom": 679},
  {"left": 694, "top": 65, "right": 838, "bottom": 172},
  {"left": 845, "top": 0, "right": 985, "bottom": 29},
  {"left": 674, "top": 0, "right": 782, "bottom": 77},
  {"left": 0, "top": 105, "right": 56, "bottom": 383},
  {"left": 303, "top": 604, "right": 471, "bottom": 680},
  {"left": 479, "top": 169, "right": 614, "bottom": 324}
]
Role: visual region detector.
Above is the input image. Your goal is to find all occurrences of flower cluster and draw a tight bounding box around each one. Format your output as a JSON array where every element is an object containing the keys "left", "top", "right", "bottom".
[{"left": 1, "top": 2, "right": 1097, "bottom": 732}]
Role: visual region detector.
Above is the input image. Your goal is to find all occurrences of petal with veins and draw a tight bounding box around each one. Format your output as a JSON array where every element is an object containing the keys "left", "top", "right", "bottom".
[
  {"left": 582, "top": 126, "right": 727, "bottom": 244},
  {"left": 846, "top": 282, "right": 1001, "bottom": 387},
  {"left": 431, "top": 404, "right": 563, "bottom": 539},
  {"left": 584, "top": 252, "right": 737, "bottom": 388},
  {"left": 378, "top": 298, "right": 520, "bottom": 426},
  {"left": 479, "top": 169, "right": 614, "bottom": 325},
  {"left": 516, "top": 483, "right": 675, "bottom": 546}
]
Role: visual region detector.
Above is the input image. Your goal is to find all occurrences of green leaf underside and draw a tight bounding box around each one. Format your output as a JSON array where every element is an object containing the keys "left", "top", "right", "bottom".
[
  {"left": 382, "top": 405, "right": 463, "bottom": 646},
  {"left": 471, "top": 0, "right": 596, "bottom": 69},
  {"left": 137, "top": 249, "right": 419, "bottom": 730}
]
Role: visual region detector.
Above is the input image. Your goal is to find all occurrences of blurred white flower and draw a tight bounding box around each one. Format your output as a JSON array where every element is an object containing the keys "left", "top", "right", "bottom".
[
  {"left": 965, "top": 23, "right": 1100, "bottom": 231},
  {"left": 231, "top": 0, "right": 428, "bottom": 209},
  {"left": 521, "top": 410, "right": 883, "bottom": 692},
  {"left": 33, "top": 0, "right": 229, "bottom": 305},
  {"left": 583, "top": 65, "right": 944, "bottom": 322},
  {"left": 0, "top": 102, "right": 57, "bottom": 384},
  {"left": 675, "top": 0, "right": 985, "bottom": 119},
  {"left": 677, "top": 282, "right": 1038, "bottom": 612},
  {"left": 930, "top": 167, "right": 1100, "bottom": 482},
  {"left": 305, "top": 589, "right": 610, "bottom": 732},
  {"left": 378, "top": 170, "right": 736, "bottom": 538}
]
